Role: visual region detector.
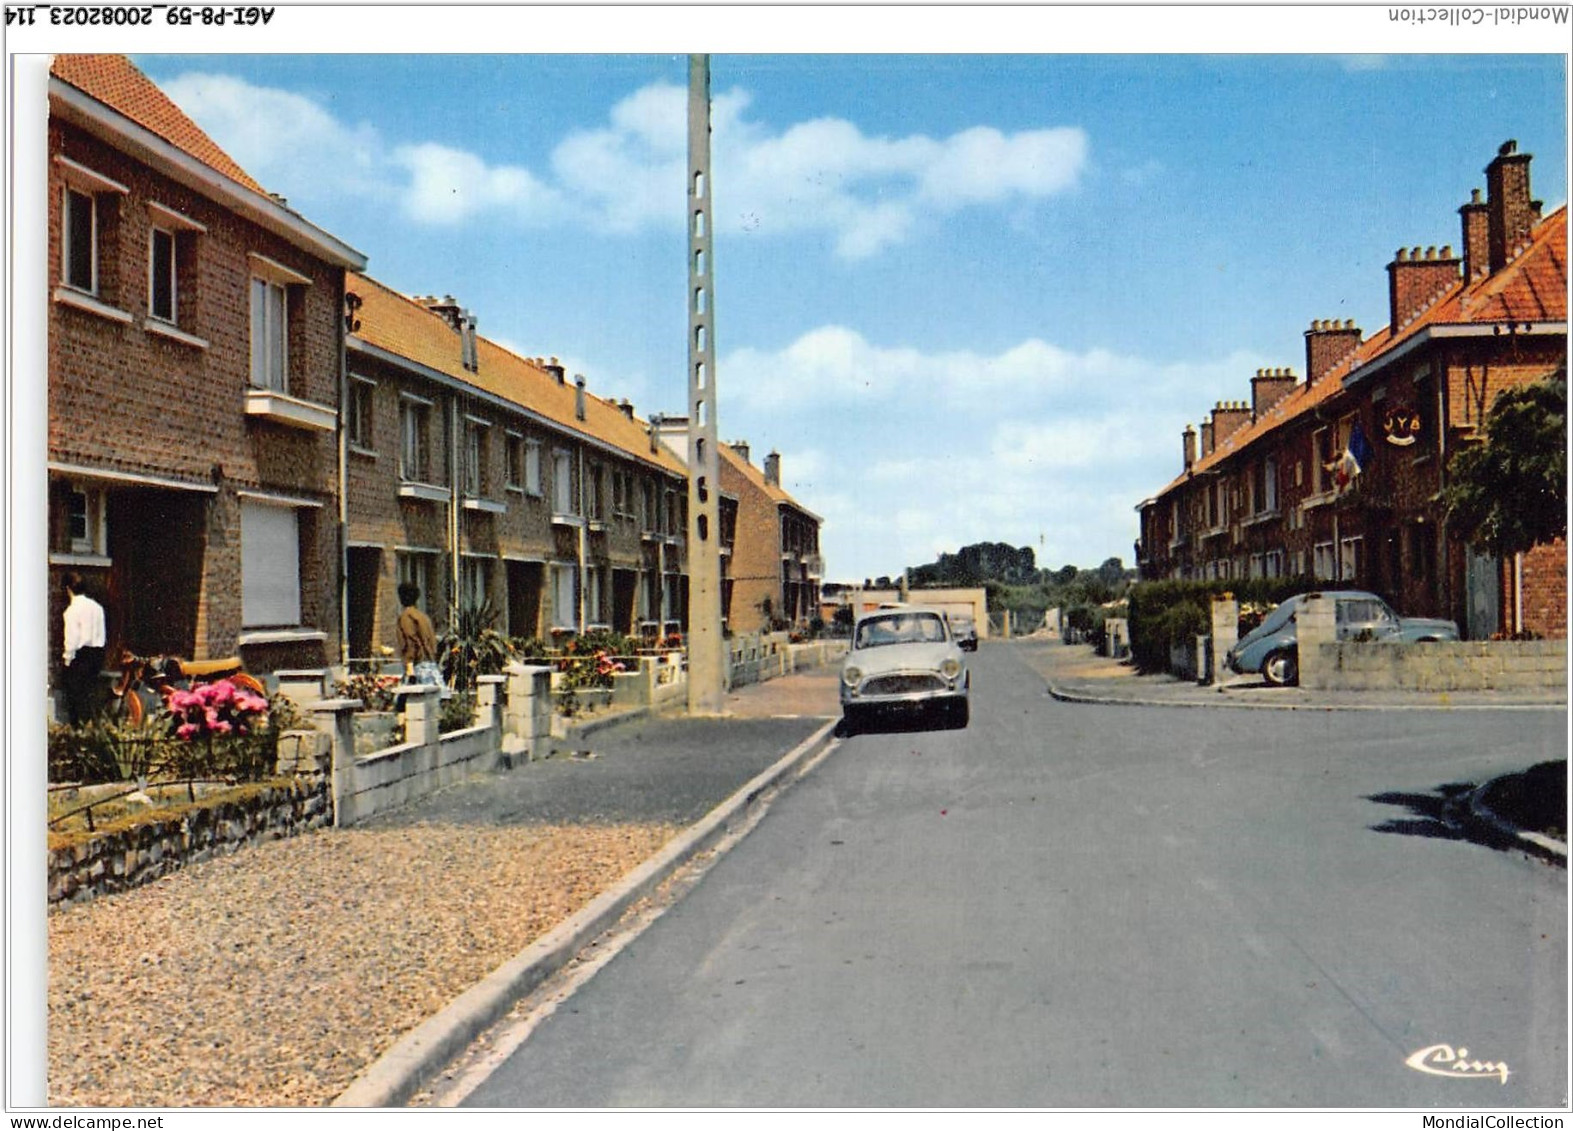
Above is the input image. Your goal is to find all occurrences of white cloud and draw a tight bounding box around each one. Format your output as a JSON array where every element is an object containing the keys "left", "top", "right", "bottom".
[
  {"left": 161, "top": 71, "right": 1087, "bottom": 256},
  {"left": 718, "top": 326, "right": 1269, "bottom": 580}
]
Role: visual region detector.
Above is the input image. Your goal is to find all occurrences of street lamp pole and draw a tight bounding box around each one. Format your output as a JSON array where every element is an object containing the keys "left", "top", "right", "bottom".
[{"left": 686, "top": 53, "right": 725, "bottom": 714}]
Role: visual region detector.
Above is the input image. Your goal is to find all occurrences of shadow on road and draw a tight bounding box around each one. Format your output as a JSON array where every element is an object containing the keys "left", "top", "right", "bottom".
[{"left": 1366, "top": 781, "right": 1521, "bottom": 852}]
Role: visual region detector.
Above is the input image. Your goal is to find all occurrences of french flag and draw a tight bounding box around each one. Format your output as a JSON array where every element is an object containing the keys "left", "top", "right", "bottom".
[{"left": 1335, "top": 421, "right": 1374, "bottom": 490}]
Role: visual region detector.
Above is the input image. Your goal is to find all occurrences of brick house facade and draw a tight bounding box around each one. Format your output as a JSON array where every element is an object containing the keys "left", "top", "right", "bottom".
[
  {"left": 1137, "top": 141, "right": 1566, "bottom": 641},
  {"left": 47, "top": 55, "right": 367, "bottom": 702},
  {"left": 46, "top": 54, "right": 823, "bottom": 710},
  {"left": 658, "top": 432, "right": 823, "bottom": 635},
  {"left": 344, "top": 274, "right": 693, "bottom": 659}
]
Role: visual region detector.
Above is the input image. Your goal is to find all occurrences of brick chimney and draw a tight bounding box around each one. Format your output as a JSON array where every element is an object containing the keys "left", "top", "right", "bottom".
[
  {"left": 730, "top": 440, "right": 750, "bottom": 464},
  {"left": 648, "top": 412, "right": 662, "bottom": 454},
  {"left": 1485, "top": 139, "right": 1540, "bottom": 275},
  {"left": 1182, "top": 425, "right": 1197, "bottom": 472},
  {"left": 764, "top": 451, "right": 781, "bottom": 487},
  {"left": 421, "top": 294, "right": 463, "bottom": 332},
  {"left": 1250, "top": 368, "right": 1298, "bottom": 418},
  {"left": 1387, "top": 245, "right": 1460, "bottom": 331},
  {"left": 1211, "top": 401, "right": 1252, "bottom": 447},
  {"left": 574, "top": 375, "right": 587, "bottom": 421},
  {"left": 620, "top": 399, "right": 635, "bottom": 419},
  {"left": 1304, "top": 319, "right": 1362, "bottom": 385},
  {"left": 544, "top": 356, "right": 566, "bottom": 385},
  {"left": 1459, "top": 188, "right": 1491, "bottom": 281},
  {"left": 1200, "top": 420, "right": 1215, "bottom": 458}
]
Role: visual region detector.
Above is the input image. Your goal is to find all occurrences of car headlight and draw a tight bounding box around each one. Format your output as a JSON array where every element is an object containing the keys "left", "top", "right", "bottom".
[
  {"left": 940, "top": 658, "right": 962, "bottom": 679},
  {"left": 842, "top": 666, "right": 862, "bottom": 687}
]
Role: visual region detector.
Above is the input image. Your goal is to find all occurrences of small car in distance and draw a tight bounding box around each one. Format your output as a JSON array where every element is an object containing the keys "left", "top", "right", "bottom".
[
  {"left": 840, "top": 605, "right": 970, "bottom": 733},
  {"left": 948, "top": 613, "right": 979, "bottom": 652},
  {"left": 1226, "top": 589, "right": 1460, "bottom": 687}
]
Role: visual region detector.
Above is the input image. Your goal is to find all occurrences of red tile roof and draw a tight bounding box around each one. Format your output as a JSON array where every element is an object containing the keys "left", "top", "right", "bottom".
[
  {"left": 50, "top": 54, "right": 265, "bottom": 193},
  {"left": 1156, "top": 204, "right": 1567, "bottom": 496},
  {"left": 349, "top": 274, "right": 687, "bottom": 477}
]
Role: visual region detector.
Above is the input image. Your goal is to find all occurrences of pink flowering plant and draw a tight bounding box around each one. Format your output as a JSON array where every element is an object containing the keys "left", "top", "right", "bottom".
[{"left": 166, "top": 679, "right": 271, "bottom": 741}]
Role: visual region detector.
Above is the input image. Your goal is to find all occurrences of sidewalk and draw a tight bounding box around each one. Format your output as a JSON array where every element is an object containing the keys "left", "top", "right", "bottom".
[
  {"left": 1013, "top": 633, "right": 1569, "bottom": 711},
  {"left": 45, "top": 666, "right": 843, "bottom": 1109}
]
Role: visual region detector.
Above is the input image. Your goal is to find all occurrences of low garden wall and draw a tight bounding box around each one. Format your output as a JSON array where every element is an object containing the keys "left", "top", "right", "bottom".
[
  {"left": 1305, "top": 639, "right": 1567, "bottom": 692},
  {"left": 48, "top": 777, "right": 330, "bottom": 909}
]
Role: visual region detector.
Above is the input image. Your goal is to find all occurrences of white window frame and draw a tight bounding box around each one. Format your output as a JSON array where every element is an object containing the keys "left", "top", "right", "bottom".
[
  {"left": 148, "top": 226, "right": 177, "bottom": 324},
  {"left": 552, "top": 449, "right": 575, "bottom": 515},
  {"left": 347, "top": 377, "right": 375, "bottom": 452},
  {"left": 250, "top": 276, "right": 289, "bottom": 392},
  {"left": 241, "top": 500, "right": 302, "bottom": 628},
  {"left": 551, "top": 563, "right": 579, "bottom": 631},
  {"left": 1339, "top": 536, "right": 1363, "bottom": 583},
  {"left": 464, "top": 417, "right": 489, "bottom": 498},
  {"left": 586, "top": 567, "right": 607, "bottom": 627},
  {"left": 400, "top": 395, "right": 433, "bottom": 482},
  {"left": 460, "top": 556, "right": 493, "bottom": 612},
  {"left": 62, "top": 185, "right": 99, "bottom": 295},
  {"left": 505, "top": 432, "right": 525, "bottom": 491},
  {"left": 1313, "top": 541, "right": 1336, "bottom": 582},
  {"left": 67, "top": 485, "right": 108, "bottom": 557},
  {"left": 525, "top": 438, "right": 542, "bottom": 496},
  {"left": 397, "top": 550, "right": 438, "bottom": 615}
]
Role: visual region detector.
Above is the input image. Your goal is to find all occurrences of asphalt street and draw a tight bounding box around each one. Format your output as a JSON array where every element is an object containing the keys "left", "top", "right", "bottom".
[{"left": 460, "top": 644, "right": 1567, "bottom": 1107}]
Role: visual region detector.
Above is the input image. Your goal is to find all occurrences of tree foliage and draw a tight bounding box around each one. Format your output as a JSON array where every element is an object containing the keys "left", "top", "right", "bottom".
[{"left": 1444, "top": 369, "right": 1567, "bottom": 557}]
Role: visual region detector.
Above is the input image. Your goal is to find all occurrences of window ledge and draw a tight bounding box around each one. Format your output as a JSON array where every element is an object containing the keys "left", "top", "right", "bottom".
[
  {"left": 349, "top": 445, "right": 378, "bottom": 460},
  {"left": 143, "top": 319, "right": 210, "bottom": 350},
  {"left": 463, "top": 496, "right": 508, "bottom": 515},
  {"left": 53, "top": 286, "right": 133, "bottom": 325},
  {"left": 552, "top": 513, "right": 585, "bottom": 528},
  {"left": 239, "top": 628, "right": 328, "bottom": 647},
  {"left": 1243, "top": 510, "right": 1281, "bottom": 528},
  {"left": 398, "top": 481, "right": 450, "bottom": 503},
  {"left": 1302, "top": 491, "right": 1337, "bottom": 511},
  {"left": 245, "top": 388, "right": 336, "bottom": 432},
  {"left": 588, "top": 520, "right": 608, "bottom": 533},
  {"left": 506, "top": 484, "right": 525, "bottom": 495},
  {"left": 49, "top": 552, "right": 112, "bottom": 568}
]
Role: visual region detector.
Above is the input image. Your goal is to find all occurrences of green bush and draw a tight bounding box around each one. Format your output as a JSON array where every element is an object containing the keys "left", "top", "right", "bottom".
[{"left": 1127, "top": 577, "right": 1312, "bottom": 674}]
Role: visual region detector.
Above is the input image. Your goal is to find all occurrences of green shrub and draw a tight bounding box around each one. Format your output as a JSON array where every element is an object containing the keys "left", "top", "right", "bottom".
[{"left": 1126, "top": 577, "right": 1312, "bottom": 674}]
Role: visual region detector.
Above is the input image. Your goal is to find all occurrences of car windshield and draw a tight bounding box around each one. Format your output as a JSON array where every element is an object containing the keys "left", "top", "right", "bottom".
[{"left": 855, "top": 613, "right": 948, "bottom": 649}]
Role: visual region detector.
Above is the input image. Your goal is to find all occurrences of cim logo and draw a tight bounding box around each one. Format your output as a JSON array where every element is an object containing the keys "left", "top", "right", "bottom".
[{"left": 1405, "top": 1043, "right": 1511, "bottom": 1084}]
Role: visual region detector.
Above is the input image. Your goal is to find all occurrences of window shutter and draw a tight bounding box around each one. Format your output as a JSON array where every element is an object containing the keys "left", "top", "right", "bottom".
[{"left": 242, "top": 501, "right": 301, "bottom": 626}]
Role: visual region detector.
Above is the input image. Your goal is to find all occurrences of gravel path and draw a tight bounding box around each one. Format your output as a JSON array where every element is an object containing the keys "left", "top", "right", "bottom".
[{"left": 47, "top": 820, "right": 675, "bottom": 1107}]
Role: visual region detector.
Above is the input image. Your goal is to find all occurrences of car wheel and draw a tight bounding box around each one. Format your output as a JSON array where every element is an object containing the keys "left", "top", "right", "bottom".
[{"left": 1262, "top": 648, "right": 1298, "bottom": 687}]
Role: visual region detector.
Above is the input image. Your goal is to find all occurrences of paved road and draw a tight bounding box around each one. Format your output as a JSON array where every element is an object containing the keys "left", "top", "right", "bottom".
[{"left": 461, "top": 644, "right": 1567, "bottom": 1107}]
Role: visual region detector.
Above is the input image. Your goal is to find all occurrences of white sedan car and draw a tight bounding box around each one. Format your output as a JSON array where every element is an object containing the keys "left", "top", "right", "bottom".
[{"left": 840, "top": 606, "right": 970, "bottom": 733}]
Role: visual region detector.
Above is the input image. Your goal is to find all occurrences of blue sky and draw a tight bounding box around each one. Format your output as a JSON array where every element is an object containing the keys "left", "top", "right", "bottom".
[{"left": 131, "top": 46, "right": 1568, "bottom": 585}]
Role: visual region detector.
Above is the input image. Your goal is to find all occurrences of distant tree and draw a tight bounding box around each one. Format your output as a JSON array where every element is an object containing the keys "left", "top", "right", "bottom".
[
  {"left": 1096, "top": 557, "right": 1127, "bottom": 587},
  {"left": 1443, "top": 370, "right": 1566, "bottom": 557},
  {"left": 1054, "top": 564, "right": 1079, "bottom": 586}
]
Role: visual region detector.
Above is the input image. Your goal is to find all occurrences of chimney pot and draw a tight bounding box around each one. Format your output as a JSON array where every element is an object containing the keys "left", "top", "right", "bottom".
[
  {"left": 574, "top": 375, "right": 587, "bottom": 421},
  {"left": 764, "top": 450, "right": 781, "bottom": 487}
]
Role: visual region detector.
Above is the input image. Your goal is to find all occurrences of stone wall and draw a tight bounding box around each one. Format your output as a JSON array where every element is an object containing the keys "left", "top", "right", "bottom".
[
  {"left": 1306, "top": 639, "right": 1567, "bottom": 692},
  {"left": 48, "top": 777, "right": 330, "bottom": 909}
]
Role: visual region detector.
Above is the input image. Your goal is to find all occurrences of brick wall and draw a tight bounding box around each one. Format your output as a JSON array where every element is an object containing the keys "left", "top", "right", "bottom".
[{"left": 48, "top": 117, "right": 345, "bottom": 670}]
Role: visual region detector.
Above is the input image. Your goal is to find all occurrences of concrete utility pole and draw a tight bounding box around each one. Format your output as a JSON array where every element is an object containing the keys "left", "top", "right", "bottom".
[{"left": 686, "top": 54, "right": 725, "bottom": 714}]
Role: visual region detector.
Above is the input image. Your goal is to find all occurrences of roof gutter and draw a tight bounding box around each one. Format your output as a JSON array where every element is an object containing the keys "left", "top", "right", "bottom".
[
  {"left": 50, "top": 78, "right": 367, "bottom": 271},
  {"left": 347, "top": 337, "right": 683, "bottom": 479},
  {"left": 1342, "top": 320, "right": 1567, "bottom": 390}
]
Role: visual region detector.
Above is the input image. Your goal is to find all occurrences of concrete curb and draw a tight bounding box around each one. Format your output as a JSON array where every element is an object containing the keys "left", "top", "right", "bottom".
[
  {"left": 331, "top": 717, "right": 840, "bottom": 1108},
  {"left": 1045, "top": 681, "right": 1568, "bottom": 712},
  {"left": 1469, "top": 776, "right": 1568, "bottom": 867},
  {"left": 554, "top": 705, "right": 651, "bottom": 746}
]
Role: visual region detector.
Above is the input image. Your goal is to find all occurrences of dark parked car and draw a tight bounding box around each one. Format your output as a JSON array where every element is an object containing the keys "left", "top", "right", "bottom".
[{"left": 1226, "top": 590, "right": 1459, "bottom": 686}]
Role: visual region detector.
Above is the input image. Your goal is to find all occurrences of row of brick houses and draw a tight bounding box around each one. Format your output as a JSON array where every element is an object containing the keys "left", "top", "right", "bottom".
[
  {"left": 1136, "top": 140, "right": 1567, "bottom": 641},
  {"left": 47, "top": 53, "right": 823, "bottom": 699}
]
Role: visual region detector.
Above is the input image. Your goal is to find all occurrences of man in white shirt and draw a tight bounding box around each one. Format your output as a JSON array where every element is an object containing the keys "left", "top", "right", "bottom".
[{"left": 62, "top": 571, "right": 107, "bottom": 725}]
